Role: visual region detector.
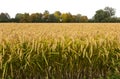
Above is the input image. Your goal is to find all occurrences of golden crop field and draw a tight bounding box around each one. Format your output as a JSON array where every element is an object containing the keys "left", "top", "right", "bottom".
[
  {"left": 1, "top": 23, "right": 120, "bottom": 42},
  {"left": 0, "top": 23, "right": 120, "bottom": 79}
]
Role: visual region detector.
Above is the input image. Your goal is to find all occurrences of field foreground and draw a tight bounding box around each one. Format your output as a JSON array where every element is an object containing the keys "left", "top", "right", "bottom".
[{"left": 0, "top": 23, "right": 120, "bottom": 79}]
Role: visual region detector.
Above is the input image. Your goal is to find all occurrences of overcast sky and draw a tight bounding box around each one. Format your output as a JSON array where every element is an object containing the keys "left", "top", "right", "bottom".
[{"left": 0, "top": 0, "right": 120, "bottom": 18}]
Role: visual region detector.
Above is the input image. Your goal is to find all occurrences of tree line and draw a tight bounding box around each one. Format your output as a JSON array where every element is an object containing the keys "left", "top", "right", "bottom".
[{"left": 0, "top": 7, "right": 120, "bottom": 23}]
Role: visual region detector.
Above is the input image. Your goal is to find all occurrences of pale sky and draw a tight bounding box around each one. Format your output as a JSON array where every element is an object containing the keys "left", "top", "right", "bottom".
[{"left": 0, "top": 0, "right": 120, "bottom": 19}]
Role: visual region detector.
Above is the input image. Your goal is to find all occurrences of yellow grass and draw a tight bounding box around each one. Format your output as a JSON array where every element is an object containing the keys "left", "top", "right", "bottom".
[
  {"left": 0, "top": 23, "right": 120, "bottom": 40},
  {"left": 0, "top": 23, "right": 120, "bottom": 79}
]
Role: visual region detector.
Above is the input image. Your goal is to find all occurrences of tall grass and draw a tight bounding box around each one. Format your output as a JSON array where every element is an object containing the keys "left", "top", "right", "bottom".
[{"left": 0, "top": 23, "right": 120, "bottom": 79}]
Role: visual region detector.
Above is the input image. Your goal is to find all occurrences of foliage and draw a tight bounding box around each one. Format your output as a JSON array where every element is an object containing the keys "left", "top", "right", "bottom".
[
  {"left": 94, "top": 9, "right": 110, "bottom": 22},
  {"left": 15, "top": 13, "right": 30, "bottom": 23},
  {"left": 80, "top": 16, "right": 88, "bottom": 22},
  {"left": 30, "top": 13, "right": 42, "bottom": 22},
  {"left": 42, "top": 10, "right": 49, "bottom": 22},
  {"left": 61, "top": 13, "right": 73, "bottom": 22},
  {"left": 93, "top": 7, "right": 116, "bottom": 22},
  {"left": 0, "top": 13, "right": 10, "bottom": 22},
  {"left": 75, "top": 14, "right": 81, "bottom": 22},
  {"left": 54, "top": 11, "right": 61, "bottom": 22},
  {"left": 104, "top": 7, "right": 115, "bottom": 17},
  {"left": 48, "top": 14, "right": 57, "bottom": 22},
  {"left": 0, "top": 6, "right": 120, "bottom": 23}
]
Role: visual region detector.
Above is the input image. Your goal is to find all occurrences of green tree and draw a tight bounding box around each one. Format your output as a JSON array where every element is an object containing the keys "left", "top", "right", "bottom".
[
  {"left": 21, "top": 13, "right": 30, "bottom": 22},
  {"left": 75, "top": 14, "right": 81, "bottom": 22},
  {"left": 30, "top": 13, "right": 42, "bottom": 22},
  {"left": 54, "top": 11, "right": 61, "bottom": 22},
  {"left": 42, "top": 10, "right": 49, "bottom": 22},
  {"left": 15, "top": 13, "right": 30, "bottom": 22},
  {"left": 80, "top": 16, "right": 88, "bottom": 22},
  {"left": 0, "top": 13, "right": 10, "bottom": 22},
  {"left": 93, "top": 9, "right": 110, "bottom": 22},
  {"left": 104, "top": 7, "right": 115, "bottom": 17},
  {"left": 93, "top": 7, "right": 116, "bottom": 22},
  {"left": 48, "top": 14, "right": 57, "bottom": 22},
  {"left": 106, "top": 17, "right": 120, "bottom": 23},
  {"left": 15, "top": 13, "right": 23, "bottom": 22},
  {"left": 61, "top": 13, "right": 73, "bottom": 22}
]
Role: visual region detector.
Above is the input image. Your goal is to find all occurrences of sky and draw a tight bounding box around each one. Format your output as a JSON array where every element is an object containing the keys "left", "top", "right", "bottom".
[{"left": 0, "top": 0, "right": 120, "bottom": 19}]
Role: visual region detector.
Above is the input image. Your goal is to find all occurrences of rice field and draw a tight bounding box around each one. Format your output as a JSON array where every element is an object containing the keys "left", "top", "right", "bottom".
[{"left": 0, "top": 23, "right": 120, "bottom": 79}]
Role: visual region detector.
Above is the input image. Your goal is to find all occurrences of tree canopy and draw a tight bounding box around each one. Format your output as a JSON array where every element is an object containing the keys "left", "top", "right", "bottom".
[
  {"left": 0, "top": 6, "right": 120, "bottom": 23},
  {"left": 93, "top": 7, "right": 117, "bottom": 22}
]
